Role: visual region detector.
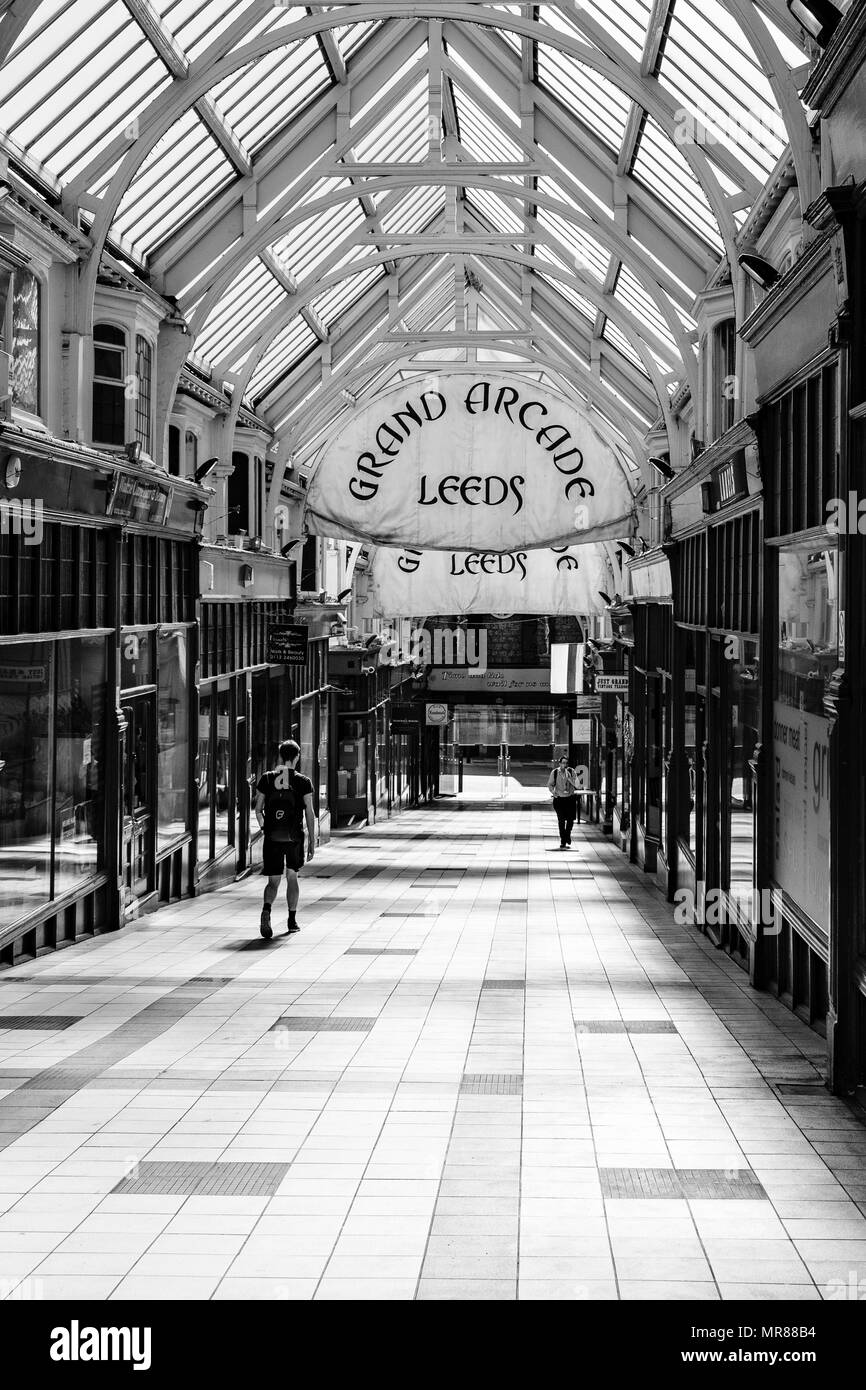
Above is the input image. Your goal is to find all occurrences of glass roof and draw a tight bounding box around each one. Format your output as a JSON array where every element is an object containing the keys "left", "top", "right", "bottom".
[{"left": 0, "top": 0, "right": 811, "bottom": 450}]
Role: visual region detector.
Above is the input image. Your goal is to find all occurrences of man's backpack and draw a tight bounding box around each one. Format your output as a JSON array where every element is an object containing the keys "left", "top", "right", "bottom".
[{"left": 263, "top": 770, "right": 300, "bottom": 843}]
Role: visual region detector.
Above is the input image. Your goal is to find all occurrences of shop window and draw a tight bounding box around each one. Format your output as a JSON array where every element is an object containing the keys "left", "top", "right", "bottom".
[
  {"left": 168, "top": 425, "right": 181, "bottom": 476},
  {"left": 197, "top": 690, "right": 213, "bottom": 865},
  {"left": 726, "top": 636, "right": 759, "bottom": 906},
  {"left": 300, "top": 535, "right": 318, "bottom": 593},
  {"left": 157, "top": 628, "right": 190, "bottom": 852},
  {"left": 1, "top": 265, "right": 42, "bottom": 416},
  {"left": 185, "top": 431, "right": 198, "bottom": 478},
  {"left": 297, "top": 698, "right": 317, "bottom": 795},
  {"left": 0, "top": 638, "right": 107, "bottom": 932},
  {"left": 93, "top": 324, "right": 127, "bottom": 446},
  {"left": 134, "top": 335, "right": 153, "bottom": 453},
  {"left": 228, "top": 452, "right": 249, "bottom": 535},
  {"left": 337, "top": 717, "right": 367, "bottom": 817},
  {"left": 214, "top": 688, "right": 232, "bottom": 856},
  {"left": 776, "top": 543, "right": 838, "bottom": 714},
  {"left": 713, "top": 318, "right": 737, "bottom": 438}
]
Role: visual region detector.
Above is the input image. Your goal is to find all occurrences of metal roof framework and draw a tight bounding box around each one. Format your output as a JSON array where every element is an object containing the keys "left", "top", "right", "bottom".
[{"left": 0, "top": 1, "right": 815, "bottom": 494}]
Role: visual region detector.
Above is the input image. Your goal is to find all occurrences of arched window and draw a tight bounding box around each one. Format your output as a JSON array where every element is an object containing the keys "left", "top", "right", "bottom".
[
  {"left": 185, "top": 430, "right": 198, "bottom": 477},
  {"left": 93, "top": 324, "right": 127, "bottom": 446}
]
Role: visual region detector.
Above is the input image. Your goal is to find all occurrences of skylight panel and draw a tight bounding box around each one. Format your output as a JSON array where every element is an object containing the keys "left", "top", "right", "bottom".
[
  {"left": 208, "top": 37, "right": 331, "bottom": 154},
  {"left": 310, "top": 265, "right": 383, "bottom": 330},
  {"left": 535, "top": 204, "right": 609, "bottom": 283},
  {"left": 614, "top": 263, "right": 679, "bottom": 356},
  {"left": 271, "top": 199, "right": 366, "bottom": 284},
  {"left": 249, "top": 317, "right": 319, "bottom": 401},
  {"left": 466, "top": 189, "right": 525, "bottom": 235},
  {"left": 353, "top": 75, "right": 428, "bottom": 163},
  {"left": 537, "top": 41, "right": 632, "bottom": 155},
  {"left": 659, "top": 0, "right": 786, "bottom": 181},
  {"left": 603, "top": 318, "right": 648, "bottom": 375},
  {"left": 0, "top": 0, "right": 171, "bottom": 180},
  {"left": 379, "top": 187, "right": 445, "bottom": 236},
  {"left": 195, "top": 257, "right": 286, "bottom": 365},
  {"left": 112, "top": 109, "right": 235, "bottom": 258},
  {"left": 540, "top": 2, "right": 653, "bottom": 67},
  {"left": 453, "top": 89, "right": 523, "bottom": 163},
  {"left": 533, "top": 260, "right": 596, "bottom": 324},
  {"left": 632, "top": 117, "right": 723, "bottom": 252}
]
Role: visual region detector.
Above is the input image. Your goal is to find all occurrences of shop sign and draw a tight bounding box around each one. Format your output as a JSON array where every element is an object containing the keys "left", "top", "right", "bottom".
[
  {"left": 628, "top": 555, "right": 672, "bottom": 601},
  {"left": 572, "top": 718, "right": 593, "bottom": 742},
  {"left": 596, "top": 675, "right": 629, "bottom": 693},
  {"left": 305, "top": 372, "right": 635, "bottom": 550},
  {"left": 362, "top": 543, "right": 614, "bottom": 618},
  {"left": 702, "top": 452, "right": 748, "bottom": 514},
  {"left": 266, "top": 624, "right": 309, "bottom": 667},
  {"left": 426, "top": 702, "right": 449, "bottom": 726},
  {"left": 427, "top": 667, "right": 550, "bottom": 693},
  {"left": 107, "top": 474, "right": 172, "bottom": 525},
  {"left": 575, "top": 695, "right": 602, "bottom": 712},
  {"left": 771, "top": 701, "right": 830, "bottom": 934},
  {"left": 0, "top": 664, "right": 47, "bottom": 683}
]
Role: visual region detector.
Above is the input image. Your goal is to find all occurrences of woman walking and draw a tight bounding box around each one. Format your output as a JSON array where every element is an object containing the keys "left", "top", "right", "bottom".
[{"left": 548, "top": 756, "right": 577, "bottom": 849}]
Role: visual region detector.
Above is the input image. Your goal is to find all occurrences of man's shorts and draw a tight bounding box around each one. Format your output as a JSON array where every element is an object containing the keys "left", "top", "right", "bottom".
[{"left": 262, "top": 837, "right": 305, "bottom": 876}]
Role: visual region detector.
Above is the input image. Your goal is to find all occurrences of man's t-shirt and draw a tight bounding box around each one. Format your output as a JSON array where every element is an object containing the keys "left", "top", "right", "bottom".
[{"left": 257, "top": 769, "right": 314, "bottom": 841}]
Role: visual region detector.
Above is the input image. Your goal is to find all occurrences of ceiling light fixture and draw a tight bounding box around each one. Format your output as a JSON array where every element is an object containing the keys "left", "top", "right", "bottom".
[
  {"left": 195, "top": 457, "right": 220, "bottom": 483},
  {"left": 738, "top": 250, "right": 780, "bottom": 290},
  {"left": 649, "top": 457, "right": 675, "bottom": 481}
]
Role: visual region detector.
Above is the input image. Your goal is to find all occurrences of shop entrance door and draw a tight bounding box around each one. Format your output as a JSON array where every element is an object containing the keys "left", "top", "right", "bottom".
[
  {"left": 122, "top": 696, "right": 155, "bottom": 902},
  {"left": 235, "top": 714, "right": 249, "bottom": 873}
]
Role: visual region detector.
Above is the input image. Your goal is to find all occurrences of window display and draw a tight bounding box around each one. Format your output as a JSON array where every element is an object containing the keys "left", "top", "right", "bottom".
[
  {"left": 0, "top": 638, "right": 107, "bottom": 930},
  {"left": 776, "top": 544, "right": 838, "bottom": 712},
  {"left": 157, "top": 628, "right": 190, "bottom": 852}
]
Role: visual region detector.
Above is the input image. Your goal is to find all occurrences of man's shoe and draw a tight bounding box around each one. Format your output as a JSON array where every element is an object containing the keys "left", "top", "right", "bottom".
[
  {"left": 260, "top": 907, "right": 273, "bottom": 941},
  {"left": 287, "top": 919, "right": 300, "bottom": 935}
]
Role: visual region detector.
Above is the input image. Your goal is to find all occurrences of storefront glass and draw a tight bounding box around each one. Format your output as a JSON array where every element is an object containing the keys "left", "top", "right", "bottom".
[
  {"left": 157, "top": 628, "right": 189, "bottom": 852},
  {"left": 298, "top": 697, "right": 316, "bottom": 789},
  {"left": 728, "top": 637, "right": 759, "bottom": 900},
  {"left": 54, "top": 638, "right": 107, "bottom": 896},
  {"left": 772, "top": 542, "right": 835, "bottom": 934},
  {"left": 337, "top": 717, "right": 368, "bottom": 817},
  {"left": 318, "top": 693, "right": 329, "bottom": 816},
  {"left": 376, "top": 703, "right": 388, "bottom": 810},
  {"left": 681, "top": 630, "right": 704, "bottom": 861},
  {"left": 197, "top": 689, "right": 212, "bottom": 864},
  {"left": 214, "top": 687, "right": 232, "bottom": 856},
  {"left": 0, "top": 638, "right": 107, "bottom": 929}
]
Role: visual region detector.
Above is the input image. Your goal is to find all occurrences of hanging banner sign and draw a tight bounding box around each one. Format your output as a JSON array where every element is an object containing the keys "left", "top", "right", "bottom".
[
  {"left": 305, "top": 373, "right": 635, "bottom": 550},
  {"left": 361, "top": 544, "right": 613, "bottom": 618}
]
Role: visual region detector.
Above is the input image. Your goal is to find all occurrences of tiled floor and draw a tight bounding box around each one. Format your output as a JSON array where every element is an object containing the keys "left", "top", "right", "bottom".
[{"left": 0, "top": 792, "right": 864, "bottom": 1302}]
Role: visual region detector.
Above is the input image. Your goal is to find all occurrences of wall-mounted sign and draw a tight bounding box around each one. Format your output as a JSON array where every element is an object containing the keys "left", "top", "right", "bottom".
[
  {"left": 596, "top": 675, "right": 629, "bottom": 693},
  {"left": 305, "top": 373, "right": 635, "bottom": 550},
  {"left": 362, "top": 543, "right": 613, "bottom": 619},
  {"left": 572, "top": 718, "right": 593, "bottom": 743},
  {"left": 266, "top": 624, "right": 310, "bottom": 667},
  {"left": 575, "top": 695, "right": 602, "bottom": 712},
  {"left": 107, "top": 474, "right": 172, "bottom": 525},
  {"left": 426, "top": 702, "right": 449, "bottom": 726},
  {"left": 701, "top": 452, "right": 749, "bottom": 515}
]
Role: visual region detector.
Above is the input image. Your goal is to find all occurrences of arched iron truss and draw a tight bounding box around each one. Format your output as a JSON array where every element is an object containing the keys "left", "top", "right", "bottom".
[{"left": 0, "top": 0, "right": 814, "bottom": 489}]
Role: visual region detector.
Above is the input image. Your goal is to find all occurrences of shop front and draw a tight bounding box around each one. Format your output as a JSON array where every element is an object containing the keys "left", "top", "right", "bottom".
[
  {"left": 196, "top": 545, "right": 298, "bottom": 887},
  {"left": 0, "top": 432, "right": 206, "bottom": 964}
]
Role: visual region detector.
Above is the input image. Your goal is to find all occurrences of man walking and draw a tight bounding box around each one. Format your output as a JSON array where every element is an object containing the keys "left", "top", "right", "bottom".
[
  {"left": 255, "top": 739, "right": 316, "bottom": 939},
  {"left": 547, "top": 755, "right": 577, "bottom": 849}
]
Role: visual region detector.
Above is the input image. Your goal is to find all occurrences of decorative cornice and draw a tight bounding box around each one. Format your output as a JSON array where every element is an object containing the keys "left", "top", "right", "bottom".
[
  {"left": 801, "top": 1, "right": 866, "bottom": 113},
  {"left": 739, "top": 227, "right": 835, "bottom": 346},
  {"left": 660, "top": 417, "right": 757, "bottom": 500},
  {"left": 0, "top": 420, "right": 209, "bottom": 499}
]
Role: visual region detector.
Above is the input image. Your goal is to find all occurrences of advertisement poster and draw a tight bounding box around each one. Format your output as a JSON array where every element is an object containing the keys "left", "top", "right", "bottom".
[{"left": 771, "top": 700, "right": 831, "bottom": 933}]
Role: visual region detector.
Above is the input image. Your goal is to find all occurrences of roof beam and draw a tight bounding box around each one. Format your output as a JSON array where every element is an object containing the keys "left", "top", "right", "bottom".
[
  {"left": 262, "top": 249, "right": 329, "bottom": 343},
  {"left": 121, "top": 0, "right": 253, "bottom": 178},
  {"left": 640, "top": 0, "right": 674, "bottom": 77}
]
